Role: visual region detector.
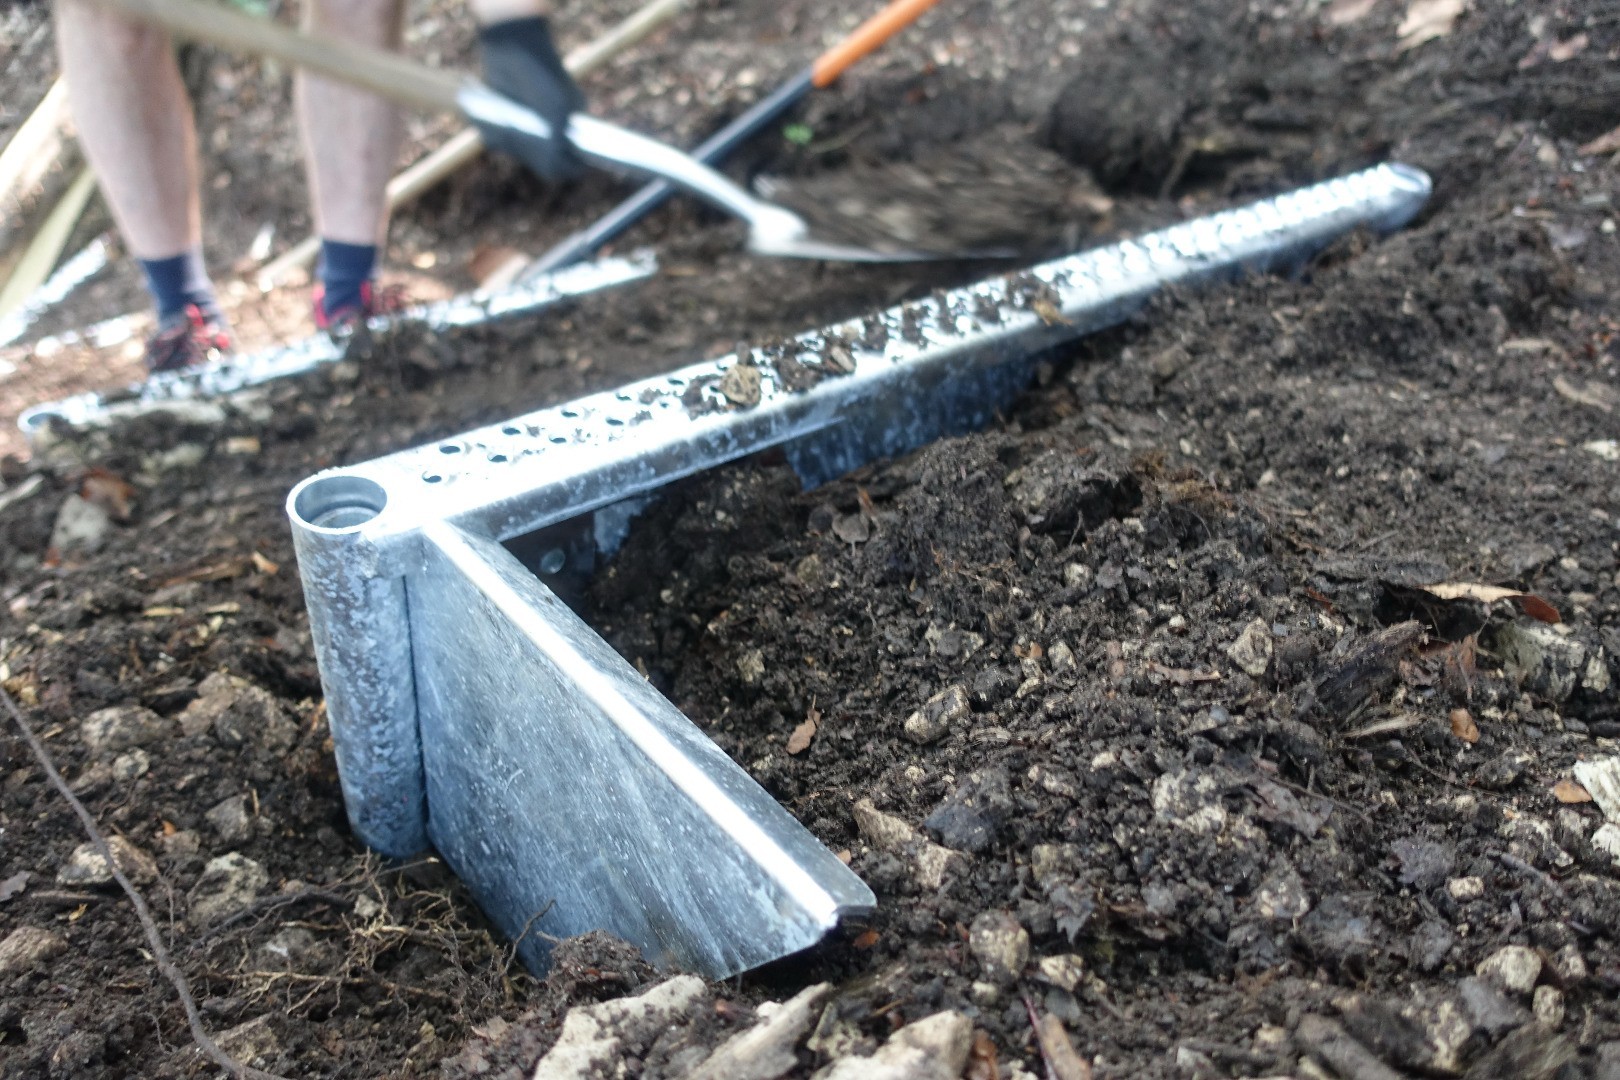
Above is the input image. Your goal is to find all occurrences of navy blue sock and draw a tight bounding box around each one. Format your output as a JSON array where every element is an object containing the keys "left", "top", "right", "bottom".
[
  {"left": 138, "top": 248, "right": 220, "bottom": 325},
  {"left": 317, "top": 240, "right": 378, "bottom": 319}
]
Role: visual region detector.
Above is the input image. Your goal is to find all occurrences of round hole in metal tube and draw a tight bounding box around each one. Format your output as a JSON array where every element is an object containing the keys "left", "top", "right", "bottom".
[{"left": 292, "top": 473, "right": 388, "bottom": 530}]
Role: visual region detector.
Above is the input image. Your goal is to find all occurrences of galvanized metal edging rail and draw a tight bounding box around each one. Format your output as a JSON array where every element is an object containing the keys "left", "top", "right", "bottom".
[
  {"left": 286, "top": 163, "right": 1432, "bottom": 978},
  {"left": 15, "top": 252, "right": 657, "bottom": 436}
]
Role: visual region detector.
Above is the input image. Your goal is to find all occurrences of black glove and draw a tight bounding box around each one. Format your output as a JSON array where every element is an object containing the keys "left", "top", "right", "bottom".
[{"left": 476, "top": 16, "right": 586, "bottom": 182}]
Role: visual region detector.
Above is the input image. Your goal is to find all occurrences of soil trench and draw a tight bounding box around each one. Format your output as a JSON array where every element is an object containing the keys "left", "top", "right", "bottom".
[{"left": 3, "top": 0, "right": 1620, "bottom": 1077}]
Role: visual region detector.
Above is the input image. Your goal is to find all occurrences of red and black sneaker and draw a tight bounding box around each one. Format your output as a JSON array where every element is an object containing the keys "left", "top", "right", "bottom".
[
  {"left": 313, "top": 280, "right": 411, "bottom": 337},
  {"left": 145, "top": 304, "right": 232, "bottom": 373}
]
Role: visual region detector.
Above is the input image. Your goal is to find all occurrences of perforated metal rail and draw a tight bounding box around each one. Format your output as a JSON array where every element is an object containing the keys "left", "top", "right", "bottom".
[
  {"left": 15, "top": 252, "right": 656, "bottom": 436},
  {"left": 286, "top": 164, "right": 1431, "bottom": 978}
]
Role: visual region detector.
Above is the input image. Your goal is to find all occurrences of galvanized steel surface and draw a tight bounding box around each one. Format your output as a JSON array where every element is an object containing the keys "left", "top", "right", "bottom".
[
  {"left": 17, "top": 252, "right": 656, "bottom": 436},
  {"left": 415, "top": 521, "right": 873, "bottom": 975},
  {"left": 286, "top": 163, "right": 1431, "bottom": 976}
]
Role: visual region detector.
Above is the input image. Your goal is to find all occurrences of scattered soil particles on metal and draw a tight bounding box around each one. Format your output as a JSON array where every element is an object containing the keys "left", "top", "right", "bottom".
[{"left": 3, "top": 0, "right": 1620, "bottom": 1077}]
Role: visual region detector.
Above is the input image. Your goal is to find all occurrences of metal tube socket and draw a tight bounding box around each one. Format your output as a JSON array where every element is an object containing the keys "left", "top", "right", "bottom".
[{"left": 288, "top": 473, "right": 427, "bottom": 856}]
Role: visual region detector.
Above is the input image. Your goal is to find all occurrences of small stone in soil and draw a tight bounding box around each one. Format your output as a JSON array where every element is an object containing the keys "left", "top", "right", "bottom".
[
  {"left": 923, "top": 766, "right": 1012, "bottom": 852},
  {"left": 1594, "top": 823, "right": 1620, "bottom": 866},
  {"left": 1029, "top": 843, "right": 1079, "bottom": 889},
  {"left": 216, "top": 1015, "right": 280, "bottom": 1068},
  {"left": 1027, "top": 764, "right": 1078, "bottom": 799},
  {"left": 1476, "top": 944, "right": 1542, "bottom": 996},
  {"left": 79, "top": 704, "right": 170, "bottom": 756},
  {"left": 1389, "top": 836, "right": 1456, "bottom": 890},
  {"left": 111, "top": 748, "right": 150, "bottom": 781},
  {"left": 205, "top": 794, "right": 252, "bottom": 842},
  {"left": 49, "top": 493, "right": 112, "bottom": 554},
  {"left": 1495, "top": 622, "right": 1604, "bottom": 702},
  {"left": 0, "top": 926, "right": 67, "bottom": 977},
  {"left": 968, "top": 910, "right": 1029, "bottom": 985},
  {"left": 718, "top": 363, "right": 762, "bottom": 408},
  {"left": 57, "top": 836, "right": 158, "bottom": 886},
  {"left": 819, "top": 1011, "right": 972, "bottom": 1080},
  {"left": 179, "top": 671, "right": 299, "bottom": 753},
  {"left": 853, "top": 799, "right": 917, "bottom": 850},
  {"left": 1225, "top": 618, "right": 1273, "bottom": 677},
  {"left": 912, "top": 843, "right": 967, "bottom": 891},
  {"left": 1036, "top": 954, "right": 1085, "bottom": 992},
  {"left": 1534, "top": 985, "right": 1565, "bottom": 1028},
  {"left": 188, "top": 852, "right": 268, "bottom": 925},
  {"left": 903, "top": 685, "right": 969, "bottom": 744},
  {"left": 1572, "top": 756, "right": 1620, "bottom": 823},
  {"left": 685, "top": 982, "right": 829, "bottom": 1080},
  {"left": 1549, "top": 944, "right": 1588, "bottom": 985},
  {"left": 852, "top": 799, "right": 966, "bottom": 889},
  {"left": 831, "top": 512, "right": 870, "bottom": 544},
  {"left": 534, "top": 975, "right": 707, "bottom": 1079},
  {"left": 1254, "top": 858, "right": 1312, "bottom": 920}
]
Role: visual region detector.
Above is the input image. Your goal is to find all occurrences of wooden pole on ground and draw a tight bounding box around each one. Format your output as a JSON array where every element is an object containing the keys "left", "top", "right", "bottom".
[
  {"left": 0, "top": 80, "right": 71, "bottom": 216},
  {"left": 0, "top": 79, "right": 75, "bottom": 265},
  {"left": 254, "top": 0, "right": 691, "bottom": 290},
  {"left": 0, "top": 166, "right": 97, "bottom": 322}
]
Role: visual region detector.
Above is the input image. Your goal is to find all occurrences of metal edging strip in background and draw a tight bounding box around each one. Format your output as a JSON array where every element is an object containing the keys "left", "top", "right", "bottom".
[
  {"left": 14, "top": 251, "right": 658, "bottom": 436},
  {"left": 285, "top": 164, "right": 1432, "bottom": 978}
]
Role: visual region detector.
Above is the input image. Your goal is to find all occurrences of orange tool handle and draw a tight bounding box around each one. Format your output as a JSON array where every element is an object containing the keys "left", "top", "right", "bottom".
[{"left": 811, "top": 0, "right": 944, "bottom": 88}]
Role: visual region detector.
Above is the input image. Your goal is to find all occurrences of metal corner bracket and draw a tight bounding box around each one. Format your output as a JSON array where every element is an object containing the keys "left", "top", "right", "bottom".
[{"left": 285, "top": 164, "right": 1431, "bottom": 978}]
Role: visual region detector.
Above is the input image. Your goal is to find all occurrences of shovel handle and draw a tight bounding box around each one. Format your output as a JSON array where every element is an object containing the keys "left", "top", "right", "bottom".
[
  {"left": 89, "top": 0, "right": 467, "bottom": 114},
  {"left": 810, "top": 0, "right": 943, "bottom": 88}
]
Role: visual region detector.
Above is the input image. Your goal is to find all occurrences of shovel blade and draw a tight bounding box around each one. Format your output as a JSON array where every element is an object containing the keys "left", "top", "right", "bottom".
[{"left": 411, "top": 521, "right": 874, "bottom": 978}]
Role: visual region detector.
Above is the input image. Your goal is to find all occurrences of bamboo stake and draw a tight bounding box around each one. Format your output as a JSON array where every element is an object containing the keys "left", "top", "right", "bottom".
[
  {"left": 0, "top": 166, "right": 97, "bottom": 322},
  {"left": 0, "top": 79, "right": 71, "bottom": 216},
  {"left": 255, "top": 0, "right": 690, "bottom": 289}
]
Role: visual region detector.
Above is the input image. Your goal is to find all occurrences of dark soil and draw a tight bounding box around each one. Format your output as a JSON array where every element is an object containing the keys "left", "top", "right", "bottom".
[{"left": 4, "top": 0, "right": 1620, "bottom": 1077}]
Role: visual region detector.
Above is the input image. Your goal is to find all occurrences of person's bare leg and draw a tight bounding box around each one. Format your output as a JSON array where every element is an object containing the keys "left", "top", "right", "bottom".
[
  {"left": 468, "top": 0, "right": 549, "bottom": 22},
  {"left": 296, "top": 0, "right": 405, "bottom": 247},
  {"left": 53, "top": 0, "right": 198, "bottom": 260}
]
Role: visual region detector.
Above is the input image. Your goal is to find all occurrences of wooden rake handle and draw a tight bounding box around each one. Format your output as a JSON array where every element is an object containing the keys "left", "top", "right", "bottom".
[{"left": 91, "top": 0, "right": 468, "bottom": 115}]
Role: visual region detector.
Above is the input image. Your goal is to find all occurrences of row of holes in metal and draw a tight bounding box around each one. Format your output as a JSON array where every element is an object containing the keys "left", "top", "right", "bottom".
[
  {"left": 411, "top": 188, "right": 1341, "bottom": 485},
  {"left": 420, "top": 374, "right": 695, "bottom": 484}
]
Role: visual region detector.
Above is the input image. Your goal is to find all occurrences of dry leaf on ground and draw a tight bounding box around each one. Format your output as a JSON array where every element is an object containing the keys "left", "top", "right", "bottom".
[
  {"left": 1549, "top": 33, "right": 1589, "bottom": 61},
  {"left": 1325, "top": 0, "right": 1379, "bottom": 25},
  {"left": 1032, "top": 1011, "right": 1093, "bottom": 1080},
  {"left": 1580, "top": 123, "right": 1620, "bottom": 156},
  {"left": 80, "top": 469, "right": 136, "bottom": 522},
  {"left": 1419, "top": 582, "right": 1560, "bottom": 623},
  {"left": 1553, "top": 779, "right": 1592, "bottom": 804},
  {"left": 1449, "top": 708, "right": 1480, "bottom": 743},
  {"left": 1553, "top": 375, "right": 1616, "bottom": 413},
  {"left": 787, "top": 712, "right": 816, "bottom": 757},
  {"left": 1397, "top": 0, "right": 1466, "bottom": 50}
]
